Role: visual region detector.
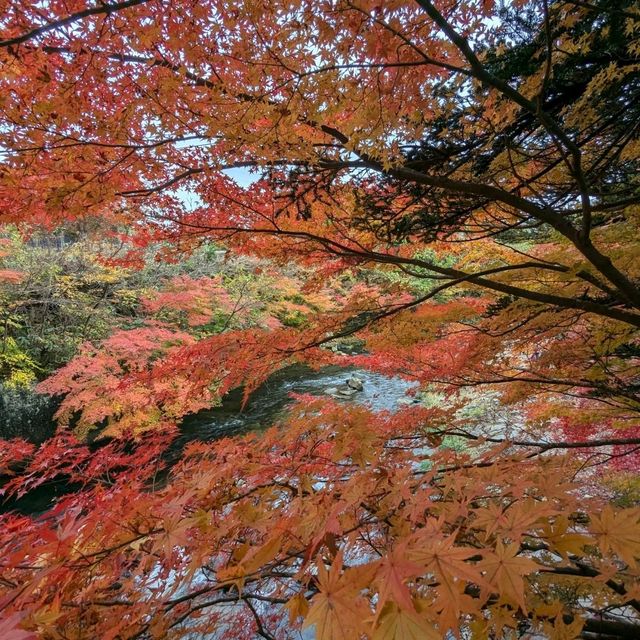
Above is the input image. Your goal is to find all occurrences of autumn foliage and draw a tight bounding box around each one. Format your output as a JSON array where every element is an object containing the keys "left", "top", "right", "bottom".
[
  {"left": 1, "top": 0, "right": 640, "bottom": 638},
  {"left": 2, "top": 401, "right": 640, "bottom": 640}
]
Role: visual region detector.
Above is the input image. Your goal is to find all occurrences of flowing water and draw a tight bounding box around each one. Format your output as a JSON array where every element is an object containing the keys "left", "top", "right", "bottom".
[
  {"left": 2, "top": 364, "right": 418, "bottom": 514},
  {"left": 177, "top": 363, "right": 418, "bottom": 444}
]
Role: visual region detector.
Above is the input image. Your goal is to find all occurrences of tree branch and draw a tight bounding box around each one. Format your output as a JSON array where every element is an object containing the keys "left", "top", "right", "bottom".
[{"left": 1, "top": 0, "right": 152, "bottom": 49}]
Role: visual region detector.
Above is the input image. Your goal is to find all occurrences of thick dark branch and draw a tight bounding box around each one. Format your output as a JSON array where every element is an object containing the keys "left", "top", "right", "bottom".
[
  {"left": 120, "top": 168, "right": 202, "bottom": 197},
  {"left": 413, "top": 1, "right": 616, "bottom": 287},
  {"left": 385, "top": 164, "right": 578, "bottom": 236},
  {"left": 579, "top": 616, "right": 640, "bottom": 640},
  {"left": 548, "top": 561, "right": 640, "bottom": 613},
  {"left": 287, "top": 263, "right": 569, "bottom": 352},
  {"left": 449, "top": 375, "right": 639, "bottom": 405},
  {"left": 165, "top": 217, "right": 640, "bottom": 327},
  {"left": 442, "top": 432, "right": 640, "bottom": 451},
  {"left": 1, "top": 0, "right": 152, "bottom": 48}
]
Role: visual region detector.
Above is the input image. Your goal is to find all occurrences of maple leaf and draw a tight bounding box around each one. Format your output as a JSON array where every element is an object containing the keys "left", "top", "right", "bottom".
[
  {"left": 542, "top": 516, "right": 592, "bottom": 560},
  {"left": 479, "top": 541, "right": 539, "bottom": 612},
  {"left": 303, "top": 552, "right": 372, "bottom": 640},
  {"left": 473, "top": 498, "right": 555, "bottom": 542},
  {"left": 285, "top": 592, "right": 310, "bottom": 625},
  {"left": 372, "top": 544, "right": 422, "bottom": 616},
  {"left": 409, "top": 533, "right": 489, "bottom": 593},
  {"left": 589, "top": 506, "right": 640, "bottom": 568},
  {"left": 408, "top": 533, "right": 489, "bottom": 630},
  {"left": 542, "top": 615, "right": 585, "bottom": 640},
  {"left": 372, "top": 603, "right": 440, "bottom": 640},
  {"left": 239, "top": 534, "right": 283, "bottom": 576}
]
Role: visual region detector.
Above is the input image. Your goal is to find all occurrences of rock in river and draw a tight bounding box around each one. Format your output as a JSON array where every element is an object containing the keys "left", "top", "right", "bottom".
[{"left": 325, "top": 376, "right": 364, "bottom": 399}]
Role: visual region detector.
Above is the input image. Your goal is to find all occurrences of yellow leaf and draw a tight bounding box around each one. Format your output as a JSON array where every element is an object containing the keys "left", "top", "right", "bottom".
[
  {"left": 373, "top": 603, "right": 440, "bottom": 640},
  {"left": 286, "top": 592, "right": 309, "bottom": 624},
  {"left": 543, "top": 615, "right": 584, "bottom": 640},
  {"left": 479, "top": 541, "right": 539, "bottom": 612},
  {"left": 241, "top": 534, "right": 282, "bottom": 574},
  {"left": 543, "top": 516, "right": 592, "bottom": 559},
  {"left": 303, "top": 552, "right": 372, "bottom": 640},
  {"left": 589, "top": 506, "right": 640, "bottom": 568}
]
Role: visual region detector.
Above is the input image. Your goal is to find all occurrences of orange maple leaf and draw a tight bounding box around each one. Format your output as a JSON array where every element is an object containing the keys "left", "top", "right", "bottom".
[
  {"left": 372, "top": 602, "right": 440, "bottom": 640},
  {"left": 303, "top": 551, "right": 372, "bottom": 640},
  {"left": 373, "top": 544, "right": 422, "bottom": 616},
  {"left": 479, "top": 541, "right": 539, "bottom": 612},
  {"left": 589, "top": 506, "right": 640, "bottom": 568}
]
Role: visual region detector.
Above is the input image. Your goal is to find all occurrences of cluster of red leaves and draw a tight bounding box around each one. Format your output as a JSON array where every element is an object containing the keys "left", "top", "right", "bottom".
[
  {"left": 36, "top": 326, "right": 199, "bottom": 437},
  {"left": 33, "top": 271, "right": 411, "bottom": 438},
  {"left": 1, "top": 400, "right": 638, "bottom": 639},
  {"left": 553, "top": 417, "right": 640, "bottom": 474},
  {"left": 35, "top": 323, "right": 323, "bottom": 437},
  {"left": 142, "top": 275, "right": 235, "bottom": 327},
  {"left": 0, "top": 429, "right": 176, "bottom": 500}
]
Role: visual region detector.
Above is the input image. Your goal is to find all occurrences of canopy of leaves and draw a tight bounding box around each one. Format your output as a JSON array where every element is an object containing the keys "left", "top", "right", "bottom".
[{"left": 1, "top": 1, "right": 639, "bottom": 638}]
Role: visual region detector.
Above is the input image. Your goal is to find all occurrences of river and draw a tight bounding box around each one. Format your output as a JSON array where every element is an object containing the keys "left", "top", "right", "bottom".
[
  {"left": 2, "top": 364, "right": 418, "bottom": 514},
  {"left": 178, "top": 363, "right": 418, "bottom": 443}
]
